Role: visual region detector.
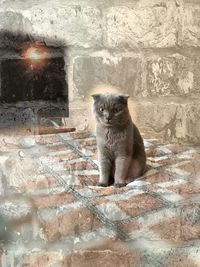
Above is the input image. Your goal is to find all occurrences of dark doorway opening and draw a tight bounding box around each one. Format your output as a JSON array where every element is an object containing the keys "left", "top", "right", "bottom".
[{"left": 0, "top": 31, "right": 68, "bottom": 127}]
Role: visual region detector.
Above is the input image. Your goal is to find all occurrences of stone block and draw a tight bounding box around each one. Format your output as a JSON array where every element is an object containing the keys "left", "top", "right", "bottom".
[
  {"left": 146, "top": 54, "right": 200, "bottom": 97},
  {"left": 179, "top": 4, "right": 200, "bottom": 47},
  {"left": 105, "top": 2, "right": 177, "bottom": 49},
  {"left": 0, "top": 11, "right": 32, "bottom": 34},
  {"left": 73, "top": 56, "right": 141, "bottom": 97},
  {"left": 0, "top": 11, "right": 33, "bottom": 50},
  {"left": 20, "top": 5, "right": 103, "bottom": 48},
  {"left": 134, "top": 98, "right": 200, "bottom": 144}
]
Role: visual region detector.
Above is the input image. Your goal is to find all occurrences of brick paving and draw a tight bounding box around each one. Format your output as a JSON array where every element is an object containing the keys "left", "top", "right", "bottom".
[{"left": 0, "top": 131, "right": 200, "bottom": 266}]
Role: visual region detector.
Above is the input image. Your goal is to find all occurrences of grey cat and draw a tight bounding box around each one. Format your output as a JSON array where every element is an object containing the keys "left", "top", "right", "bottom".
[{"left": 92, "top": 93, "right": 146, "bottom": 187}]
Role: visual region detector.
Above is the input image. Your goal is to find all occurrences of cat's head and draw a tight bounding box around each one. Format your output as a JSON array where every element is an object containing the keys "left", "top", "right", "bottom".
[{"left": 92, "top": 93, "right": 130, "bottom": 127}]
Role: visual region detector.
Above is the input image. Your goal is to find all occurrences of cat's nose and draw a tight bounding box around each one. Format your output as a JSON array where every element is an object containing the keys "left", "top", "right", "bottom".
[
  {"left": 105, "top": 112, "right": 112, "bottom": 123},
  {"left": 106, "top": 118, "right": 112, "bottom": 123}
]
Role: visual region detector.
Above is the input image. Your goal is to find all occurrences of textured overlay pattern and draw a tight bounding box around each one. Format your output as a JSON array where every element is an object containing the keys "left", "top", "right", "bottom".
[{"left": 0, "top": 131, "right": 199, "bottom": 266}]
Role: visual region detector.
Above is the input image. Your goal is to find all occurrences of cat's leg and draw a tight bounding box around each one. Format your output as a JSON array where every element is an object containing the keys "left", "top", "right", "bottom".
[
  {"left": 127, "top": 157, "right": 146, "bottom": 183},
  {"left": 97, "top": 155, "right": 112, "bottom": 187},
  {"left": 114, "top": 156, "right": 131, "bottom": 187}
]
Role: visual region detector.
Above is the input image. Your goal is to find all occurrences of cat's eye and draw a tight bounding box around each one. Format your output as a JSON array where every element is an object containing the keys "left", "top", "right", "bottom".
[
  {"left": 99, "top": 107, "right": 104, "bottom": 112},
  {"left": 113, "top": 108, "right": 119, "bottom": 113}
]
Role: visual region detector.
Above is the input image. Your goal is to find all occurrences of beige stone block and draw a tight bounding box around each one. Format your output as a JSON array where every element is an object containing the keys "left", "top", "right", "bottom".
[
  {"left": 73, "top": 56, "right": 141, "bottom": 97},
  {"left": 146, "top": 54, "right": 200, "bottom": 97},
  {"left": 135, "top": 98, "right": 200, "bottom": 144},
  {"left": 0, "top": 5, "right": 103, "bottom": 48},
  {"left": 105, "top": 2, "right": 177, "bottom": 49},
  {"left": 179, "top": 4, "right": 200, "bottom": 47}
]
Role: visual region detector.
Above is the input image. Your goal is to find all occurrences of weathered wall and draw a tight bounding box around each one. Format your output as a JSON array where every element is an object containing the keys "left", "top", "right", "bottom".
[{"left": 0, "top": 0, "right": 200, "bottom": 143}]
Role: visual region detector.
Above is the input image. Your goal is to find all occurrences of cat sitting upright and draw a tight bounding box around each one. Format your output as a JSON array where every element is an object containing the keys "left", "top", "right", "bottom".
[{"left": 92, "top": 92, "right": 146, "bottom": 187}]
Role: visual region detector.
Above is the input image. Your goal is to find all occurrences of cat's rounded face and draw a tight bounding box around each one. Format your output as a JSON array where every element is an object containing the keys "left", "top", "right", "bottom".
[{"left": 92, "top": 93, "right": 130, "bottom": 127}]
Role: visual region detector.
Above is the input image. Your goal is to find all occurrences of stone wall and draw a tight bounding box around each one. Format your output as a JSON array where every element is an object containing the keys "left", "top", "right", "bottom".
[{"left": 0, "top": 0, "right": 200, "bottom": 143}]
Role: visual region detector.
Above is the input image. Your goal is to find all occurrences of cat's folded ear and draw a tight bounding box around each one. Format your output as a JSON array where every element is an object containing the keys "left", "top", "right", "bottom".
[
  {"left": 118, "top": 94, "right": 129, "bottom": 104},
  {"left": 91, "top": 94, "right": 101, "bottom": 101}
]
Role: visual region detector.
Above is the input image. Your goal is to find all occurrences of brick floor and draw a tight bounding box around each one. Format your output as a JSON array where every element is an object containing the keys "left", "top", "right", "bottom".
[
  {"left": 165, "top": 256, "right": 199, "bottom": 267},
  {"left": 117, "top": 193, "right": 164, "bottom": 217},
  {"left": 0, "top": 130, "right": 200, "bottom": 266},
  {"left": 39, "top": 206, "right": 101, "bottom": 242},
  {"left": 63, "top": 237, "right": 140, "bottom": 266}
]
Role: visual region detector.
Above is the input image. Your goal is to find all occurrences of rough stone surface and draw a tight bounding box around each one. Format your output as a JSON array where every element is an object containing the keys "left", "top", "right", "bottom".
[
  {"left": 105, "top": 3, "right": 177, "bottom": 49},
  {"left": 7, "top": 5, "right": 103, "bottom": 48},
  {"left": 0, "top": 103, "right": 67, "bottom": 127},
  {"left": 134, "top": 99, "right": 200, "bottom": 144},
  {"left": 73, "top": 56, "right": 141, "bottom": 97},
  {"left": 146, "top": 54, "right": 200, "bottom": 97},
  {"left": 179, "top": 4, "right": 200, "bottom": 47},
  {"left": 0, "top": 11, "right": 33, "bottom": 35}
]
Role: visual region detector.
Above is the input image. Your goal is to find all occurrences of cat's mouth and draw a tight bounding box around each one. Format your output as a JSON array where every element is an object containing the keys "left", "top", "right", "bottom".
[
  {"left": 103, "top": 122, "right": 113, "bottom": 127},
  {"left": 99, "top": 118, "right": 113, "bottom": 126}
]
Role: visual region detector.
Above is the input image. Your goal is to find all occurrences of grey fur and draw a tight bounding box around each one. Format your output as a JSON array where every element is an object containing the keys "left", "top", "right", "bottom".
[{"left": 92, "top": 93, "right": 146, "bottom": 187}]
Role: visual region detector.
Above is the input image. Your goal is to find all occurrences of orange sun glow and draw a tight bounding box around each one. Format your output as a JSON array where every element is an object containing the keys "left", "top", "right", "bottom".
[{"left": 22, "top": 45, "right": 48, "bottom": 69}]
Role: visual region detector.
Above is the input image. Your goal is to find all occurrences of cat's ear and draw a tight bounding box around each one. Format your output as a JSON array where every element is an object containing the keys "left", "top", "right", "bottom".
[
  {"left": 91, "top": 94, "right": 101, "bottom": 101},
  {"left": 118, "top": 94, "right": 129, "bottom": 104}
]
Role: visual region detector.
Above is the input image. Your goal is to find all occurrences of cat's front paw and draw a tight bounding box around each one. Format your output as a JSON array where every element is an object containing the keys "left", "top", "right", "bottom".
[
  {"left": 97, "top": 182, "right": 108, "bottom": 187},
  {"left": 114, "top": 183, "right": 127, "bottom": 188}
]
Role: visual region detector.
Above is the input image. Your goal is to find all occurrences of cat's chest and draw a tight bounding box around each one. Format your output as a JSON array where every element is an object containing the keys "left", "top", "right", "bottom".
[{"left": 99, "top": 128, "right": 127, "bottom": 149}]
